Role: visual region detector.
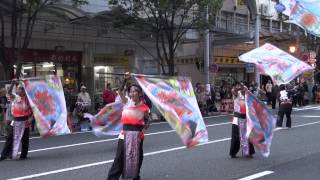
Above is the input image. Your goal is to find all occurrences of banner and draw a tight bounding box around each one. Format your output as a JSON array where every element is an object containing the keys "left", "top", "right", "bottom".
[
  {"left": 23, "top": 75, "right": 70, "bottom": 137},
  {"left": 84, "top": 102, "right": 123, "bottom": 137},
  {"left": 239, "top": 43, "right": 313, "bottom": 85},
  {"left": 245, "top": 90, "right": 276, "bottom": 157},
  {"left": 135, "top": 76, "right": 208, "bottom": 148},
  {"left": 280, "top": 0, "right": 320, "bottom": 37}
]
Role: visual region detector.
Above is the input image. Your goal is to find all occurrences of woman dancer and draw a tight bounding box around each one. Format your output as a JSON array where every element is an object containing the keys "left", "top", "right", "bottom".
[{"left": 107, "top": 73, "right": 150, "bottom": 180}]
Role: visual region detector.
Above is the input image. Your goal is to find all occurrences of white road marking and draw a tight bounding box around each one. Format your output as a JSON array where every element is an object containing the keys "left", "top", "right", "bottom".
[
  {"left": 24, "top": 122, "right": 231, "bottom": 153},
  {"left": 150, "top": 114, "right": 229, "bottom": 125},
  {"left": 292, "top": 121, "right": 320, "bottom": 128},
  {"left": 295, "top": 115, "right": 320, "bottom": 118},
  {"left": 2, "top": 105, "right": 317, "bottom": 143},
  {"left": 293, "top": 106, "right": 320, "bottom": 111},
  {"left": 0, "top": 131, "right": 93, "bottom": 143},
  {"left": 6, "top": 119, "right": 320, "bottom": 180},
  {"left": 8, "top": 138, "right": 231, "bottom": 180},
  {"left": 238, "top": 171, "right": 274, "bottom": 180}
]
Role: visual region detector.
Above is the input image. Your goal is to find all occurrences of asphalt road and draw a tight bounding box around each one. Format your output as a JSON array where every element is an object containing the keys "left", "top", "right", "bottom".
[{"left": 1, "top": 105, "right": 320, "bottom": 180}]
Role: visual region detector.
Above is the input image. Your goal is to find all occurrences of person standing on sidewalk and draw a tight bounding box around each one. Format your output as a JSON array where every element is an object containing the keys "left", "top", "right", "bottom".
[
  {"left": 265, "top": 80, "right": 273, "bottom": 105},
  {"left": 229, "top": 82, "right": 255, "bottom": 158},
  {"left": 75, "top": 85, "right": 91, "bottom": 131},
  {"left": 107, "top": 73, "right": 150, "bottom": 180},
  {"left": 271, "top": 85, "right": 279, "bottom": 109},
  {"left": 0, "top": 88, "right": 7, "bottom": 136},
  {"left": 0, "top": 84, "right": 33, "bottom": 161},
  {"left": 102, "top": 83, "right": 116, "bottom": 105}
]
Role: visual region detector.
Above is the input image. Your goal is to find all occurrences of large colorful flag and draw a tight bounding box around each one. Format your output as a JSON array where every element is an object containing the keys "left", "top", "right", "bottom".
[
  {"left": 135, "top": 75, "right": 208, "bottom": 148},
  {"left": 280, "top": 0, "right": 320, "bottom": 37},
  {"left": 245, "top": 90, "right": 276, "bottom": 157},
  {"left": 23, "top": 75, "right": 70, "bottom": 137},
  {"left": 84, "top": 102, "right": 123, "bottom": 137},
  {"left": 239, "top": 43, "right": 313, "bottom": 85}
]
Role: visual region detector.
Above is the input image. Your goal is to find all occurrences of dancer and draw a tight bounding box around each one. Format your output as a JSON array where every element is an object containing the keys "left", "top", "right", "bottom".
[
  {"left": 229, "top": 82, "right": 255, "bottom": 158},
  {"left": 0, "top": 84, "right": 32, "bottom": 161},
  {"left": 276, "top": 84, "right": 292, "bottom": 129},
  {"left": 107, "top": 73, "right": 150, "bottom": 180}
]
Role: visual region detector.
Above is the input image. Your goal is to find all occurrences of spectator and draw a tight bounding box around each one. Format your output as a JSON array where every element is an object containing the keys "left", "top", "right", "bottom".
[
  {"left": 75, "top": 85, "right": 91, "bottom": 131},
  {"left": 297, "top": 83, "right": 305, "bottom": 106},
  {"left": 312, "top": 83, "right": 318, "bottom": 103},
  {"left": 265, "top": 80, "right": 273, "bottom": 105},
  {"left": 271, "top": 85, "right": 279, "bottom": 109},
  {"left": 64, "top": 87, "right": 71, "bottom": 112},
  {"left": 196, "top": 84, "right": 210, "bottom": 115},
  {"left": 102, "top": 83, "right": 116, "bottom": 105},
  {"left": 0, "top": 88, "right": 7, "bottom": 136}
]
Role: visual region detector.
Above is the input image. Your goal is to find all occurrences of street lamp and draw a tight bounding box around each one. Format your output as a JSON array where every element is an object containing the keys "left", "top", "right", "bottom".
[{"left": 289, "top": 45, "right": 297, "bottom": 53}]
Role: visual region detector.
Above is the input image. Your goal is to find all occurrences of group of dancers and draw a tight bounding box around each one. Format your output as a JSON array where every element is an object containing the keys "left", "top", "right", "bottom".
[{"left": 0, "top": 75, "right": 293, "bottom": 180}]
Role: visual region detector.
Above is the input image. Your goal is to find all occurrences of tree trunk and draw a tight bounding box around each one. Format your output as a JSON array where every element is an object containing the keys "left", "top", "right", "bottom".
[{"left": 168, "top": 49, "right": 175, "bottom": 75}]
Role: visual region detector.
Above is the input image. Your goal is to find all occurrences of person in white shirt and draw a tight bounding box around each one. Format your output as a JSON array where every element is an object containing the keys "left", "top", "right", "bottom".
[
  {"left": 276, "top": 85, "right": 292, "bottom": 129},
  {"left": 75, "top": 85, "right": 91, "bottom": 131}
]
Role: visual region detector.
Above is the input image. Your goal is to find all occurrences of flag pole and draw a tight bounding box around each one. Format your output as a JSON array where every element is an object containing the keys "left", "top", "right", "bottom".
[{"left": 96, "top": 72, "right": 177, "bottom": 79}]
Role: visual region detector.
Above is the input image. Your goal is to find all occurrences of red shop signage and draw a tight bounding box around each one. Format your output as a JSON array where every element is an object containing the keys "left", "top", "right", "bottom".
[{"left": 5, "top": 48, "right": 82, "bottom": 64}]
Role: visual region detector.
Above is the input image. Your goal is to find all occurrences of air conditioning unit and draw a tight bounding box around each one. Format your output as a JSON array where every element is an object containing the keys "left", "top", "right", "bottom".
[{"left": 260, "top": 4, "right": 269, "bottom": 16}]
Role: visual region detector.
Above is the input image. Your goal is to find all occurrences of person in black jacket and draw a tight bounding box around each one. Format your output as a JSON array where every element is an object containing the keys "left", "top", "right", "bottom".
[
  {"left": 0, "top": 88, "right": 7, "bottom": 136},
  {"left": 271, "top": 85, "right": 279, "bottom": 109}
]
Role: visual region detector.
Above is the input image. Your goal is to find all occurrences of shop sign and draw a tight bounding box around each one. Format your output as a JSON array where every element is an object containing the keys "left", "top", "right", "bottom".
[
  {"left": 246, "top": 63, "right": 255, "bottom": 73},
  {"left": 5, "top": 48, "right": 82, "bottom": 64},
  {"left": 94, "top": 54, "right": 129, "bottom": 66},
  {"left": 303, "top": 71, "right": 313, "bottom": 80},
  {"left": 214, "top": 56, "right": 244, "bottom": 64}
]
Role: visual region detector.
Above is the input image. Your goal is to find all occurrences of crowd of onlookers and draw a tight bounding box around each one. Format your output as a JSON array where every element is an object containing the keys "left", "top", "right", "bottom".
[{"left": 195, "top": 79, "right": 320, "bottom": 116}]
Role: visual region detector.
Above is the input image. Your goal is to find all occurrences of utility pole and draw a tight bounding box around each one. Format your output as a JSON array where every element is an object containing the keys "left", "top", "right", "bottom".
[
  {"left": 245, "top": 0, "right": 260, "bottom": 85},
  {"left": 255, "top": 6, "right": 261, "bottom": 85},
  {"left": 204, "top": 6, "right": 210, "bottom": 85}
]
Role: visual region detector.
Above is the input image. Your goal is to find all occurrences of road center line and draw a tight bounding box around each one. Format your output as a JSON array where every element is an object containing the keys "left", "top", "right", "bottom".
[
  {"left": 238, "top": 171, "right": 274, "bottom": 180},
  {"left": 8, "top": 137, "right": 231, "bottom": 180}
]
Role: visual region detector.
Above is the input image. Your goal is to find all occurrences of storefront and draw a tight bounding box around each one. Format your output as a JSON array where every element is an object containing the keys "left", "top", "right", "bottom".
[
  {"left": 5, "top": 48, "right": 82, "bottom": 90},
  {"left": 213, "top": 56, "right": 247, "bottom": 85},
  {"left": 93, "top": 54, "right": 131, "bottom": 94}
]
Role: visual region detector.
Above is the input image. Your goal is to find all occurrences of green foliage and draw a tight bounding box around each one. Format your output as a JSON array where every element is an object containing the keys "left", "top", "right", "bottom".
[{"left": 108, "top": 0, "right": 223, "bottom": 75}]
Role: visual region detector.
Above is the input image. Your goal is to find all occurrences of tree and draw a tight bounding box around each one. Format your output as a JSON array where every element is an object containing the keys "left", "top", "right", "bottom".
[
  {"left": 0, "top": 0, "right": 88, "bottom": 81},
  {"left": 109, "top": 0, "right": 223, "bottom": 75}
]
